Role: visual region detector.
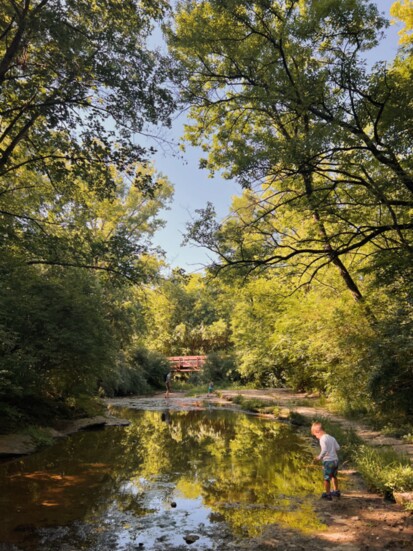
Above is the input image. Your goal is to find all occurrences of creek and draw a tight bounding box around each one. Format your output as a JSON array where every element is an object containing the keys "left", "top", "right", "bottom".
[{"left": 0, "top": 407, "right": 325, "bottom": 550}]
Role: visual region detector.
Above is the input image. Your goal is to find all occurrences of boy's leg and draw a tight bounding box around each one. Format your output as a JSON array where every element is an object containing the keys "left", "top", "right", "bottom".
[
  {"left": 321, "top": 461, "right": 335, "bottom": 499},
  {"left": 321, "top": 463, "right": 331, "bottom": 499},
  {"left": 331, "top": 464, "right": 341, "bottom": 497}
]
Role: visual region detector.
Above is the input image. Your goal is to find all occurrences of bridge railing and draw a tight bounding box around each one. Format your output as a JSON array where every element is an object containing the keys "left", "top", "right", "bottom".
[{"left": 167, "top": 355, "right": 206, "bottom": 371}]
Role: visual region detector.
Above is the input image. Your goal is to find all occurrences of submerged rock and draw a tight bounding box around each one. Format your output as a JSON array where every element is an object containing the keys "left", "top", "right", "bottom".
[{"left": 184, "top": 534, "right": 200, "bottom": 544}]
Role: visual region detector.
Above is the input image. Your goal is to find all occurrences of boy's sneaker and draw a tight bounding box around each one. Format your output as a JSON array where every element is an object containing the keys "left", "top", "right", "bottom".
[
  {"left": 321, "top": 492, "right": 332, "bottom": 501},
  {"left": 331, "top": 490, "right": 341, "bottom": 497}
]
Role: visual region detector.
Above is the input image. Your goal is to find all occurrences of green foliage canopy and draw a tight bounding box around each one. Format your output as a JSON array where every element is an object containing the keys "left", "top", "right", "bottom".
[
  {"left": 0, "top": 0, "right": 174, "bottom": 195},
  {"left": 169, "top": 0, "right": 413, "bottom": 296}
]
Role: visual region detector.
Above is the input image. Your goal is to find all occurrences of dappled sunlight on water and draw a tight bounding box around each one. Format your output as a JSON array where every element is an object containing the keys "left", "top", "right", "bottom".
[{"left": 0, "top": 409, "right": 325, "bottom": 550}]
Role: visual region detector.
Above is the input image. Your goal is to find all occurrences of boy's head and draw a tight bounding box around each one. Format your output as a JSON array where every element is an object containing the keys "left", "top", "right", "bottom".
[{"left": 311, "top": 422, "right": 325, "bottom": 438}]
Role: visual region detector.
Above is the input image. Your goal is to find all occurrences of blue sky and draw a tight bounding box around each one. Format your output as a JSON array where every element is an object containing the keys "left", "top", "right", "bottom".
[{"left": 150, "top": 0, "right": 402, "bottom": 273}]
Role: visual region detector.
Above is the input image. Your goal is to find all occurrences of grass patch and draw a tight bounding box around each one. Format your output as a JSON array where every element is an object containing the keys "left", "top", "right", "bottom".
[
  {"left": 183, "top": 385, "right": 209, "bottom": 396},
  {"left": 231, "top": 395, "right": 280, "bottom": 415},
  {"left": 381, "top": 423, "right": 413, "bottom": 440},
  {"left": 354, "top": 445, "right": 413, "bottom": 495},
  {"left": 403, "top": 433, "right": 413, "bottom": 444},
  {"left": 289, "top": 395, "right": 329, "bottom": 409}
]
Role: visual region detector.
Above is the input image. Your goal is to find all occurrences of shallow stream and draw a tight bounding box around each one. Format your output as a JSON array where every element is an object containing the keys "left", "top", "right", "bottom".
[{"left": 0, "top": 407, "right": 325, "bottom": 550}]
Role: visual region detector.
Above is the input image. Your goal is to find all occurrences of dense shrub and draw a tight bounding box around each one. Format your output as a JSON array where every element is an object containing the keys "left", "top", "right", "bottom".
[
  {"left": 0, "top": 266, "right": 115, "bottom": 424},
  {"left": 100, "top": 347, "right": 170, "bottom": 397},
  {"left": 201, "top": 351, "right": 239, "bottom": 384}
]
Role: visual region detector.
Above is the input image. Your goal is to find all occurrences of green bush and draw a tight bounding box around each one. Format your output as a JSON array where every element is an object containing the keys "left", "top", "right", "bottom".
[
  {"left": 201, "top": 351, "right": 239, "bottom": 383},
  {"left": 23, "top": 426, "right": 54, "bottom": 449},
  {"left": 100, "top": 347, "right": 170, "bottom": 397},
  {"left": 63, "top": 394, "right": 104, "bottom": 417},
  {"left": 0, "top": 267, "right": 115, "bottom": 404},
  {"left": 384, "top": 465, "right": 413, "bottom": 493},
  {"left": 100, "top": 356, "right": 150, "bottom": 397},
  {"left": 132, "top": 347, "right": 171, "bottom": 389},
  {"left": 289, "top": 411, "right": 310, "bottom": 427},
  {"left": 0, "top": 402, "right": 23, "bottom": 433},
  {"left": 284, "top": 360, "right": 326, "bottom": 393}
]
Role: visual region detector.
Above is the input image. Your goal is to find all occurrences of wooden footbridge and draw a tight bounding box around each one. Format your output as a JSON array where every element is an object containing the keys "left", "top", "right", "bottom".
[{"left": 167, "top": 355, "right": 206, "bottom": 372}]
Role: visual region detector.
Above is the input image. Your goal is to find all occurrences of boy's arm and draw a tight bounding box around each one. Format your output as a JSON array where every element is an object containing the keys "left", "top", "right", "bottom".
[{"left": 317, "top": 438, "right": 327, "bottom": 461}]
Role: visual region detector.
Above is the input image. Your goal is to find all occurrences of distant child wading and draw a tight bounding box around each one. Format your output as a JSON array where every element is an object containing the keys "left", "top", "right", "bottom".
[{"left": 311, "top": 422, "right": 341, "bottom": 500}]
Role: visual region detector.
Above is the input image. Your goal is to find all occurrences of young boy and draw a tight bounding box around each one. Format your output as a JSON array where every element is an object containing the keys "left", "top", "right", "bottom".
[{"left": 311, "top": 421, "right": 340, "bottom": 500}]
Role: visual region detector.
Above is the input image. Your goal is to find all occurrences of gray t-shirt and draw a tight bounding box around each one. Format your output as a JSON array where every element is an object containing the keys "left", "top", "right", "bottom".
[{"left": 317, "top": 434, "right": 340, "bottom": 462}]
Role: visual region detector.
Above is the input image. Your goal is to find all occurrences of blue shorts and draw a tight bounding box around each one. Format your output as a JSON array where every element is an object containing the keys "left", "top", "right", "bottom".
[{"left": 323, "top": 460, "right": 339, "bottom": 481}]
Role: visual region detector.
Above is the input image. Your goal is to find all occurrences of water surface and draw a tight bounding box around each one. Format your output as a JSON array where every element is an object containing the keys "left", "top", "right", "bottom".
[{"left": 0, "top": 409, "right": 324, "bottom": 550}]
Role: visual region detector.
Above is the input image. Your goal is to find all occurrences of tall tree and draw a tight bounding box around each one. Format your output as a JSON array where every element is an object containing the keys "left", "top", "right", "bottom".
[
  {"left": 391, "top": 0, "right": 413, "bottom": 44},
  {"left": 168, "top": 0, "right": 413, "bottom": 298},
  {"left": 144, "top": 271, "right": 232, "bottom": 355},
  {"left": 0, "top": 161, "right": 173, "bottom": 282},
  {"left": 0, "top": 0, "right": 177, "bottom": 280},
  {"left": 0, "top": 0, "right": 175, "bottom": 249}
]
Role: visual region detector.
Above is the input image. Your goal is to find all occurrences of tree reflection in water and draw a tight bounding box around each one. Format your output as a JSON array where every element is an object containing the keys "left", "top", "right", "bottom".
[
  {"left": 121, "top": 409, "right": 324, "bottom": 535},
  {"left": 0, "top": 409, "right": 325, "bottom": 550}
]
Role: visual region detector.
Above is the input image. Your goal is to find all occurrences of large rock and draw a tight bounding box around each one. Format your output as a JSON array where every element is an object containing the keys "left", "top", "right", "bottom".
[
  {"left": 0, "top": 434, "right": 37, "bottom": 457},
  {"left": 54, "top": 415, "right": 130, "bottom": 434},
  {"left": 0, "top": 416, "right": 130, "bottom": 457}
]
